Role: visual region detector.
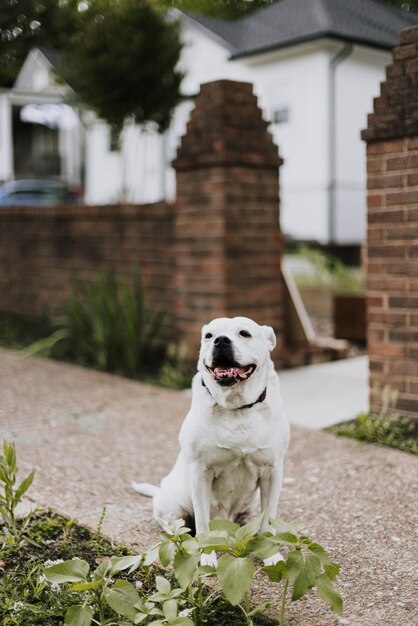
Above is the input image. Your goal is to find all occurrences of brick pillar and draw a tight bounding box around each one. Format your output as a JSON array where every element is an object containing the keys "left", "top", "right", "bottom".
[
  {"left": 173, "top": 80, "right": 284, "bottom": 360},
  {"left": 362, "top": 25, "right": 418, "bottom": 420}
]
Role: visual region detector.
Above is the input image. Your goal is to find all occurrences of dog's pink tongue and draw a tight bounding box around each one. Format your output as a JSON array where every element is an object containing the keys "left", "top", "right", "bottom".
[{"left": 214, "top": 366, "right": 246, "bottom": 379}]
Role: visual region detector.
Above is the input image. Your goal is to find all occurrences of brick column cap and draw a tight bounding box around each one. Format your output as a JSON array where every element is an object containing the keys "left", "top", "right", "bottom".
[
  {"left": 362, "top": 25, "right": 418, "bottom": 143},
  {"left": 173, "top": 79, "right": 283, "bottom": 171}
]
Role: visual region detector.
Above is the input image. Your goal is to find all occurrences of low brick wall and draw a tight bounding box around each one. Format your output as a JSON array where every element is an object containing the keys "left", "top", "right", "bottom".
[{"left": 0, "top": 202, "right": 175, "bottom": 332}]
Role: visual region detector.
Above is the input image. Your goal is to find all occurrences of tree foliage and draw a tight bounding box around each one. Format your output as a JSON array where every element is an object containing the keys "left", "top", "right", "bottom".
[
  {"left": 151, "top": 0, "right": 275, "bottom": 20},
  {"left": 384, "top": 0, "right": 418, "bottom": 10},
  {"left": 59, "top": 0, "right": 183, "bottom": 133},
  {"left": 0, "top": 0, "right": 83, "bottom": 88}
]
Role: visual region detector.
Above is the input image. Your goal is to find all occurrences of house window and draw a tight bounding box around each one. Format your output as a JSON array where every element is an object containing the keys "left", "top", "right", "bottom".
[{"left": 272, "top": 107, "right": 289, "bottom": 124}]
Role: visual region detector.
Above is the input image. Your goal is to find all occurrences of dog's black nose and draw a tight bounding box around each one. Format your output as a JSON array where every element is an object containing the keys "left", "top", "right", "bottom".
[{"left": 214, "top": 335, "right": 231, "bottom": 346}]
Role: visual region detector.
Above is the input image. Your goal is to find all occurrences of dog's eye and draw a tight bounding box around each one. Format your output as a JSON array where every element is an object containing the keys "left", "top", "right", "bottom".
[
  {"left": 239, "top": 330, "right": 252, "bottom": 338},
  {"left": 205, "top": 332, "right": 213, "bottom": 340}
]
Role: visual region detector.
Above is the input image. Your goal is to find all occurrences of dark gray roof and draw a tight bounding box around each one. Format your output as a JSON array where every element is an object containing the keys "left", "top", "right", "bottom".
[
  {"left": 39, "top": 48, "right": 60, "bottom": 67},
  {"left": 184, "top": 0, "right": 418, "bottom": 58}
]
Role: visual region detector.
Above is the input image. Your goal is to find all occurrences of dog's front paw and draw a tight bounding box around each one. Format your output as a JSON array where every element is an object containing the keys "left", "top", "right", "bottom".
[
  {"left": 263, "top": 551, "right": 284, "bottom": 566},
  {"left": 200, "top": 551, "right": 218, "bottom": 568}
]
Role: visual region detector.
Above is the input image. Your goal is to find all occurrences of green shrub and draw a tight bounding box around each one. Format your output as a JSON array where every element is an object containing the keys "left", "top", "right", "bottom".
[
  {"left": 292, "top": 246, "right": 364, "bottom": 294},
  {"left": 27, "top": 269, "right": 165, "bottom": 377},
  {"left": 328, "top": 386, "right": 418, "bottom": 454}
]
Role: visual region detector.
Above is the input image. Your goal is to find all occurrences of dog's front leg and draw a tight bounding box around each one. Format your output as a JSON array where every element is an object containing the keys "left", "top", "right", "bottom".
[
  {"left": 190, "top": 462, "right": 217, "bottom": 567},
  {"left": 259, "top": 459, "right": 285, "bottom": 566},
  {"left": 259, "top": 458, "right": 284, "bottom": 531}
]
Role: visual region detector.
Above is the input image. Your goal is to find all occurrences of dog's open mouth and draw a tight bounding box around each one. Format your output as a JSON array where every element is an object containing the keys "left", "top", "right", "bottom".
[{"left": 207, "top": 361, "right": 256, "bottom": 386}]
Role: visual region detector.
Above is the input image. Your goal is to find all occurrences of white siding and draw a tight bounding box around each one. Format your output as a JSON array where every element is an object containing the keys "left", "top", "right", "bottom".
[
  {"left": 334, "top": 46, "right": 390, "bottom": 243},
  {"left": 0, "top": 93, "right": 13, "bottom": 182}
]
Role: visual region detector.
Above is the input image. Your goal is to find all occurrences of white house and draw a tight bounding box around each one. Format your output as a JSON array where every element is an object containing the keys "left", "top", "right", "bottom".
[{"left": 0, "top": 0, "right": 417, "bottom": 246}]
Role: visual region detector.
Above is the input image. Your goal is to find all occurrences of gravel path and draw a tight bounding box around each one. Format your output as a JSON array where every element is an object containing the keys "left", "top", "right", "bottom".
[{"left": 1, "top": 348, "right": 417, "bottom": 625}]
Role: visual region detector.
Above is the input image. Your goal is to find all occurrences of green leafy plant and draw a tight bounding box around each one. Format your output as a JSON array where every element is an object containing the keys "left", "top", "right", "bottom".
[
  {"left": 143, "top": 516, "right": 343, "bottom": 626},
  {"left": 28, "top": 269, "right": 165, "bottom": 377},
  {"left": 154, "top": 344, "right": 193, "bottom": 390},
  {"left": 292, "top": 246, "right": 364, "bottom": 294},
  {"left": 328, "top": 385, "right": 418, "bottom": 455},
  {"left": 62, "top": 269, "right": 164, "bottom": 375},
  {"left": 0, "top": 440, "right": 35, "bottom": 546},
  {"left": 36, "top": 513, "right": 342, "bottom": 626}
]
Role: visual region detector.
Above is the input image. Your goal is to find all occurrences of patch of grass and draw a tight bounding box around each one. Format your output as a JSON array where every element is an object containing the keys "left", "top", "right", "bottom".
[{"left": 327, "top": 411, "right": 418, "bottom": 455}]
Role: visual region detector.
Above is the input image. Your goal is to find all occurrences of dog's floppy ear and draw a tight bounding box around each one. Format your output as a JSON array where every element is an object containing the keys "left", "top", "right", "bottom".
[{"left": 262, "top": 325, "right": 276, "bottom": 351}]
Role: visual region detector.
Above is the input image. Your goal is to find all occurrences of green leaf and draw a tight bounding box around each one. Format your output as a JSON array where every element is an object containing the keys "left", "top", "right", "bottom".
[
  {"left": 182, "top": 538, "right": 200, "bottom": 555},
  {"left": 324, "top": 561, "right": 341, "bottom": 582},
  {"left": 235, "top": 514, "right": 263, "bottom": 541},
  {"left": 92, "top": 559, "right": 111, "bottom": 580},
  {"left": 217, "top": 554, "right": 256, "bottom": 606},
  {"left": 108, "top": 555, "right": 142, "bottom": 576},
  {"left": 316, "top": 574, "right": 343, "bottom": 615},
  {"left": 13, "top": 470, "right": 35, "bottom": 505},
  {"left": 197, "top": 530, "right": 229, "bottom": 551},
  {"left": 263, "top": 561, "right": 286, "bottom": 583},
  {"left": 269, "top": 517, "right": 301, "bottom": 534},
  {"left": 247, "top": 535, "right": 279, "bottom": 559},
  {"left": 143, "top": 546, "right": 160, "bottom": 566},
  {"left": 155, "top": 575, "right": 171, "bottom": 595},
  {"left": 307, "top": 543, "right": 340, "bottom": 582},
  {"left": 0, "top": 461, "right": 12, "bottom": 485},
  {"left": 70, "top": 580, "right": 103, "bottom": 592},
  {"left": 102, "top": 580, "right": 140, "bottom": 620},
  {"left": 44, "top": 559, "right": 90, "bottom": 584},
  {"left": 64, "top": 604, "right": 93, "bottom": 626},
  {"left": 174, "top": 552, "right": 200, "bottom": 589},
  {"left": 209, "top": 519, "right": 239, "bottom": 535},
  {"left": 273, "top": 531, "right": 300, "bottom": 547},
  {"left": 159, "top": 540, "right": 176, "bottom": 566},
  {"left": 248, "top": 601, "right": 271, "bottom": 618},
  {"left": 4, "top": 442, "right": 17, "bottom": 474},
  {"left": 286, "top": 550, "right": 322, "bottom": 601},
  {"left": 163, "top": 599, "right": 178, "bottom": 622}
]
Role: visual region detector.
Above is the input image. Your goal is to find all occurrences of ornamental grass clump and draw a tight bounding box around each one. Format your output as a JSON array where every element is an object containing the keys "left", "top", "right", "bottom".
[{"left": 27, "top": 268, "right": 165, "bottom": 378}]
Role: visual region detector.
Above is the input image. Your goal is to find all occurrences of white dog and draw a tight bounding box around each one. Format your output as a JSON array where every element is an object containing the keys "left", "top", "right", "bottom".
[{"left": 133, "top": 316, "right": 289, "bottom": 547}]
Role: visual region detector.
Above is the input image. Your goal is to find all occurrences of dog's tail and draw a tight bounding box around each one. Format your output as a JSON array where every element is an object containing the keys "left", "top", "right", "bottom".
[{"left": 131, "top": 481, "right": 159, "bottom": 497}]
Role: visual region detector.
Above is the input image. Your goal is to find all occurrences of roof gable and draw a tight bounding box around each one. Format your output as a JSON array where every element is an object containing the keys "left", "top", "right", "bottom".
[
  {"left": 14, "top": 48, "right": 63, "bottom": 93},
  {"left": 185, "top": 0, "right": 418, "bottom": 58}
]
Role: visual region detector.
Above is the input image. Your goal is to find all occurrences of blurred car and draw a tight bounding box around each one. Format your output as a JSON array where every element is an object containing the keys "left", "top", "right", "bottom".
[{"left": 0, "top": 179, "right": 79, "bottom": 206}]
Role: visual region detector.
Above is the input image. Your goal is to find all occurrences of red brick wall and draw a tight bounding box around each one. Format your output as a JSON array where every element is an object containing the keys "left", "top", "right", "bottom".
[
  {"left": 0, "top": 203, "right": 175, "bottom": 332},
  {"left": 363, "top": 25, "right": 418, "bottom": 419}
]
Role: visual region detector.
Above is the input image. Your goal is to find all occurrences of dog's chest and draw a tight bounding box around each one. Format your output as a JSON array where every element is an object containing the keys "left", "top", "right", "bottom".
[
  {"left": 208, "top": 442, "right": 272, "bottom": 515},
  {"left": 205, "top": 418, "right": 277, "bottom": 477}
]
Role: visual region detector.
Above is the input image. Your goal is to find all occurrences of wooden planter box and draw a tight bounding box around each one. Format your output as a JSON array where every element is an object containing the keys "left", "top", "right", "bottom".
[{"left": 334, "top": 293, "right": 366, "bottom": 342}]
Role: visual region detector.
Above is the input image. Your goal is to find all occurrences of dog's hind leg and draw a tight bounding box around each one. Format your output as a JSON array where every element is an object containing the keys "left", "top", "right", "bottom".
[{"left": 152, "top": 485, "right": 193, "bottom": 532}]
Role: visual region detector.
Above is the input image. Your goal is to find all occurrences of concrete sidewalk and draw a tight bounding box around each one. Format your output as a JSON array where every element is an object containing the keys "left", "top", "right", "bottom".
[
  {"left": 1, "top": 348, "right": 416, "bottom": 626},
  {"left": 279, "top": 356, "right": 369, "bottom": 429}
]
